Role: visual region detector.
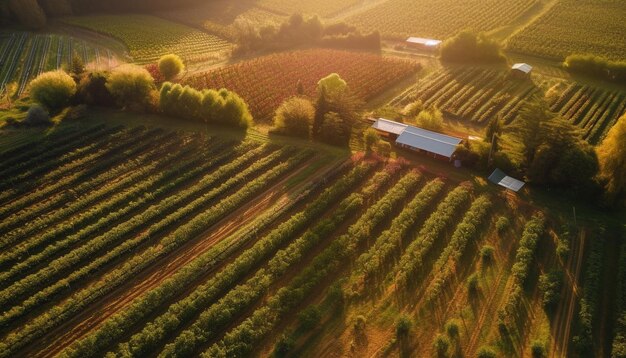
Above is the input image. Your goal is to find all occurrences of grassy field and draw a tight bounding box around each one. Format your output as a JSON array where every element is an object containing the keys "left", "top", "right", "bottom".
[
  {"left": 347, "top": 0, "right": 537, "bottom": 40},
  {"left": 185, "top": 49, "right": 421, "bottom": 122},
  {"left": 61, "top": 15, "right": 231, "bottom": 64},
  {"left": 507, "top": 0, "right": 626, "bottom": 61},
  {"left": 0, "top": 114, "right": 618, "bottom": 357},
  {"left": 389, "top": 66, "right": 626, "bottom": 145},
  {"left": 0, "top": 32, "right": 120, "bottom": 95}
]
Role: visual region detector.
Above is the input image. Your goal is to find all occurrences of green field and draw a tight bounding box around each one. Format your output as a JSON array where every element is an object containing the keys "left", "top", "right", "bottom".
[
  {"left": 61, "top": 14, "right": 232, "bottom": 64},
  {"left": 347, "top": 0, "right": 537, "bottom": 40},
  {"left": 390, "top": 67, "right": 626, "bottom": 144},
  {"left": 0, "top": 32, "right": 119, "bottom": 95},
  {"left": 507, "top": 0, "right": 626, "bottom": 61}
]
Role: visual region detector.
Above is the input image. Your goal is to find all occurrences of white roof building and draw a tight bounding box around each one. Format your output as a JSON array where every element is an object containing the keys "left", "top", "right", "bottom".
[
  {"left": 406, "top": 37, "right": 442, "bottom": 48},
  {"left": 488, "top": 169, "right": 525, "bottom": 192},
  {"left": 512, "top": 63, "right": 533, "bottom": 74},
  {"left": 372, "top": 118, "right": 408, "bottom": 135},
  {"left": 371, "top": 118, "right": 463, "bottom": 159}
]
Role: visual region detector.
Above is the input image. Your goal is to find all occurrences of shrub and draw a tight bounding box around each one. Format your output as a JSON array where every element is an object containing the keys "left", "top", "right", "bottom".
[
  {"left": 531, "top": 340, "right": 546, "bottom": 358},
  {"left": 106, "top": 64, "right": 155, "bottom": 109},
  {"left": 158, "top": 54, "right": 185, "bottom": 81},
  {"left": 23, "top": 105, "right": 50, "bottom": 125},
  {"left": 477, "top": 346, "right": 498, "bottom": 358},
  {"left": 415, "top": 107, "right": 443, "bottom": 132},
  {"left": 539, "top": 270, "right": 563, "bottom": 310},
  {"left": 564, "top": 54, "right": 626, "bottom": 83},
  {"left": 433, "top": 334, "right": 450, "bottom": 357},
  {"left": 273, "top": 97, "right": 315, "bottom": 138},
  {"left": 496, "top": 216, "right": 510, "bottom": 234},
  {"left": 29, "top": 70, "right": 77, "bottom": 110},
  {"left": 353, "top": 315, "right": 366, "bottom": 333},
  {"left": 440, "top": 31, "right": 506, "bottom": 64},
  {"left": 363, "top": 128, "right": 380, "bottom": 154},
  {"left": 395, "top": 316, "right": 411, "bottom": 340},
  {"left": 445, "top": 319, "right": 460, "bottom": 339},
  {"left": 160, "top": 83, "right": 253, "bottom": 128},
  {"left": 480, "top": 245, "right": 495, "bottom": 266},
  {"left": 402, "top": 99, "right": 424, "bottom": 117},
  {"left": 467, "top": 273, "right": 479, "bottom": 295},
  {"left": 377, "top": 141, "right": 392, "bottom": 157},
  {"left": 297, "top": 306, "right": 321, "bottom": 330},
  {"left": 76, "top": 72, "right": 114, "bottom": 106},
  {"left": 273, "top": 334, "right": 294, "bottom": 358}
]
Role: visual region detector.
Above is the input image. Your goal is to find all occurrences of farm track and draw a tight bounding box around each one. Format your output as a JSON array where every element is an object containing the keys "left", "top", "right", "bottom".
[
  {"left": 23, "top": 154, "right": 330, "bottom": 358},
  {"left": 550, "top": 231, "right": 585, "bottom": 358}
]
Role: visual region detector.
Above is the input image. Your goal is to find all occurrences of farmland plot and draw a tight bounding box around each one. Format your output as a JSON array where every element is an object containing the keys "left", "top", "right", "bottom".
[{"left": 185, "top": 49, "right": 420, "bottom": 121}]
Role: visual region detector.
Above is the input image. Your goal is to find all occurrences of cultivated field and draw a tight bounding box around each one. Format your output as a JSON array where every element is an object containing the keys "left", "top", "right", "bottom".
[
  {"left": 391, "top": 67, "right": 626, "bottom": 144},
  {"left": 0, "top": 119, "right": 601, "bottom": 357},
  {"left": 61, "top": 15, "right": 231, "bottom": 64},
  {"left": 347, "top": 0, "right": 537, "bottom": 40},
  {"left": 0, "top": 32, "right": 119, "bottom": 95},
  {"left": 507, "top": 0, "right": 626, "bottom": 61},
  {"left": 185, "top": 49, "right": 420, "bottom": 121},
  {"left": 253, "top": 0, "right": 361, "bottom": 17}
]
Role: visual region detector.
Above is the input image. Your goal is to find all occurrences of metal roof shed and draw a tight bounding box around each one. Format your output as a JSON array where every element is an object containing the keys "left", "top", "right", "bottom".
[
  {"left": 512, "top": 63, "right": 533, "bottom": 74},
  {"left": 372, "top": 118, "right": 408, "bottom": 135},
  {"left": 406, "top": 37, "right": 442, "bottom": 48},
  {"left": 488, "top": 169, "right": 525, "bottom": 192},
  {"left": 395, "top": 127, "right": 463, "bottom": 159}
]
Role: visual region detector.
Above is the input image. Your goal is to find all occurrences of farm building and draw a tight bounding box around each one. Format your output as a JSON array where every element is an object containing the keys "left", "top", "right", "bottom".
[
  {"left": 511, "top": 63, "right": 533, "bottom": 78},
  {"left": 488, "top": 169, "right": 525, "bottom": 192},
  {"left": 406, "top": 37, "right": 442, "bottom": 51},
  {"left": 371, "top": 118, "right": 463, "bottom": 160}
]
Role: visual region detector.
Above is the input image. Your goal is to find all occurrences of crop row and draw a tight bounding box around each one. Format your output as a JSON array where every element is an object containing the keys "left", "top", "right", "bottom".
[
  {"left": 611, "top": 244, "right": 626, "bottom": 357},
  {"left": 61, "top": 15, "right": 230, "bottom": 64},
  {"left": 0, "top": 32, "right": 116, "bottom": 93},
  {"left": 497, "top": 214, "right": 546, "bottom": 326},
  {"left": 393, "top": 185, "right": 472, "bottom": 289},
  {"left": 0, "top": 134, "right": 213, "bottom": 248},
  {"left": 572, "top": 233, "right": 605, "bottom": 354},
  {"left": 0, "top": 148, "right": 311, "bottom": 358},
  {"left": 60, "top": 162, "right": 375, "bottom": 358},
  {"left": 0, "top": 138, "right": 231, "bottom": 288},
  {"left": 348, "top": 0, "right": 536, "bottom": 39},
  {"left": 350, "top": 176, "right": 445, "bottom": 294},
  {"left": 0, "top": 127, "right": 167, "bottom": 236},
  {"left": 0, "top": 143, "right": 277, "bottom": 313},
  {"left": 185, "top": 49, "right": 420, "bottom": 121},
  {"left": 423, "top": 195, "right": 492, "bottom": 305},
  {"left": 202, "top": 168, "right": 426, "bottom": 357}
]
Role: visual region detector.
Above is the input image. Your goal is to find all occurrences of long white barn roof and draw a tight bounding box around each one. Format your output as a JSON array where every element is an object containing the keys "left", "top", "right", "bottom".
[
  {"left": 512, "top": 63, "right": 533, "bottom": 74},
  {"left": 372, "top": 118, "right": 408, "bottom": 135},
  {"left": 406, "top": 37, "right": 442, "bottom": 47},
  {"left": 396, "top": 126, "right": 463, "bottom": 158}
]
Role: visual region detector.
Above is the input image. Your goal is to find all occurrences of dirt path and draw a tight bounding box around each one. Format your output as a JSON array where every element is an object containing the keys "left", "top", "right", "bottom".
[
  {"left": 549, "top": 231, "right": 585, "bottom": 358},
  {"left": 23, "top": 156, "right": 335, "bottom": 358}
]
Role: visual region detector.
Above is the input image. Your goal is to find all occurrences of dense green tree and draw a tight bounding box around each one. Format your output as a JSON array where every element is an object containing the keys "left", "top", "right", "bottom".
[
  {"left": 106, "top": 64, "right": 155, "bottom": 109},
  {"left": 414, "top": 107, "right": 443, "bottom": 132},
  {"left": 319, "top": 111, "right": 349, "bottom": 146},
  {"left": 273, "top": 97, "right": 315, "bottom": 138},
  {"left": 363, "top": 128, "right": 380, "bottom": 154},
  {"left": 158, "top": 54, "right": 185, "bottom": 81},
  {"left": 597, "top": 114, "right": 626, "bottom": 203},
  {"left": 29, "top": 70, "right": 77, "bottom": 110},
  {"left": 440, "top": 31, "right": 506, "bottom": 63}
]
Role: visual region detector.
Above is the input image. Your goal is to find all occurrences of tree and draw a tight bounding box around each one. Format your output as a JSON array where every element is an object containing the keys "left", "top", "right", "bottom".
[
  {"left": 9, "top": 0, "right": 46, "bottom": 30},
  {"left": 317, "top": 73, "right": 347, "bottom": 98},
  {"left": 597, "top": 114, "right": 626, "bottom": 203},
  {"left": 415, "top": 107, "right": 443, "bottom": 132},
  {"left": 485, "top": 115, "right": 503, "bottom": 152},
  {"left": 106, "top": 64, "right": 155, "bottom": 109},
  {"left": 273, "top": 97, "right": 315, "bottom": 138},
  {"left": 76, "top": 71, "right": 114, "bottom": 106},
  {"left": 395, "top": 316, "right": 411, "bottom": 340},
  {"left": 433, "top": 334, "right": 450, "bottom": 357},
  {"left": 445, "top": 320, "right": 460, "bottom": 340},
  {"left": 29, "top": 70, "right": 77, "bottom": 111},
  {"left": 440, "top": 31, "right": 506, "bottom": 63},
  {"left": 363, "top": 128, "right": 380, "bottom": 154},
  {"left": 24, "top": 105, "right": 50, "bottom": 125},
  {"left": 531, "top": 340, "right": 546, "bottom": 358},
  {"left": 158, "top": 54, "right": 185, "bottom": 81},
  {"left": 70, "top": 53, "right": 85, "bottom": 76},
  {"left": 480, "top": 245, "right": 495, "bottom": 266},
  {"left": 319, "top": 111, "right": 349, "bottom": 146}
]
